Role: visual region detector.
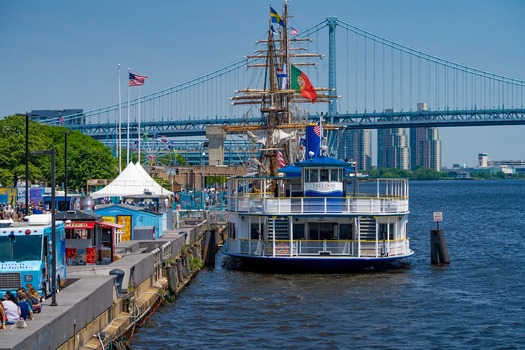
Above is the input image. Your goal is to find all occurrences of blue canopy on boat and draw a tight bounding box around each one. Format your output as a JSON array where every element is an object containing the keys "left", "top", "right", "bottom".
[
  {"left": 295, "top": 156, "right": 354, "bottom": 170},
  {"left": 277, "top": 165, "right": 301, "bottom": 177}
]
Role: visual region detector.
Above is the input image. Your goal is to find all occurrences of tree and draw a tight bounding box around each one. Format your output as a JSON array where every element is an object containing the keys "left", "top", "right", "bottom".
[
  {"left": 0, "top": 115, "right": 118, "bottom": 191},
  {"left": 410, "top": 167, "right": 443, "bottom": 180}
]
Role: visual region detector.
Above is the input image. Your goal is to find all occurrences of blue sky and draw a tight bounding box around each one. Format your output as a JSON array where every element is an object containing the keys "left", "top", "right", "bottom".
[{"left": 1, "top": 0, "right": 524, "bottom": 167}]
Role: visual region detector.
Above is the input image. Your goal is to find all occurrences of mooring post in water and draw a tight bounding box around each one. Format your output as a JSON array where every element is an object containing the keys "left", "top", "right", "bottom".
[
  {"left": 430, "top": 211, "right": 450, "bottom": 264},
  {"left": 203, "top": 229, "right": 216, "bottom": 267}
]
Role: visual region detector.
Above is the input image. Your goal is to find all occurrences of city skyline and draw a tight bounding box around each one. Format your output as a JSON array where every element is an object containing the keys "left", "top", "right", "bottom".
[{"left": 1, "top": 1, "right": 524, "bottom": 168}]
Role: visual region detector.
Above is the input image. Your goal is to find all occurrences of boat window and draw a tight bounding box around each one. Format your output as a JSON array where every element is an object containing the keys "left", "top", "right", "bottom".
[
  {"left": 310, "top": 169, "right": 318, "bottom": 182},
  {"left": 309, "top": 223, "right": 336, "bottom": 240},
  {"left": 320, "top": 169, "right": 329, "bottom": 181},
  {"left": 228, "top": 223, "right": 236, "bottom": 239},
  {"left": 339, "top": 224, "right": 352, "bottom": 239},
  {"left": 330, "top": 169, "right": 339, "bottom": 182},
  {"left": 379, "top": 223, "right": 395, "bottom": 240},
  {"left": 251, "top": 224, "right": 264, "bottom": 240},
  {"left": 293, "top": 223, "right": 305, "bottom": 239}
]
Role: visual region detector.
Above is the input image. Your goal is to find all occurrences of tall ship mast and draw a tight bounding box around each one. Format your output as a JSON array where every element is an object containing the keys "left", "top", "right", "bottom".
[{"left": 227, "top": 2, "right": 336, "bottom": 177}]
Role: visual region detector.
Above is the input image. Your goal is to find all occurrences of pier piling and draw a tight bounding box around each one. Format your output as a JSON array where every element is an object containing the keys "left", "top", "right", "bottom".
[
  {"left": 430, "top": 229, "right": 450, "bottom": 264},
  {"left": 166, "top": 266, "right": 178, "bottom": 292},
  {"left": 203, "top": 229, "right": 217, "bottom": 267}
]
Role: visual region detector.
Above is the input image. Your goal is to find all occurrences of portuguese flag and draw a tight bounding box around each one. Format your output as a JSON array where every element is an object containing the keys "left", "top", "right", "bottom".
[{"left": 290, "top": 65, "right": 317, "bottom": 103}]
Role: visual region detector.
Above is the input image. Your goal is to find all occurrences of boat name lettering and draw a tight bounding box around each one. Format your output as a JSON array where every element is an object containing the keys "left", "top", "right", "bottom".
[{"left": 312, "top": 183, "right": 337, "bottom": 189}]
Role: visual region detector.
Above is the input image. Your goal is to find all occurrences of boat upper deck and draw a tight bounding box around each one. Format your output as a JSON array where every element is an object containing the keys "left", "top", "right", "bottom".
[{"left": 227, "top": 177, "right": 409, "bottom": 216}]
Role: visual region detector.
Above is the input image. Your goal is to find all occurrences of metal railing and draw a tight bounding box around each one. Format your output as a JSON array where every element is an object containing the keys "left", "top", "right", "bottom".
[
  {"left": 228, "top": 196, "right": 409, "bottom": 215},
  {"left": 235, "top": 238, "right": 411, "bottom": 258}
]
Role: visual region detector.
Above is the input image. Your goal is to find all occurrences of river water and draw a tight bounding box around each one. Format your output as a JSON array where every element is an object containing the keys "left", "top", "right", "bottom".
[{"left": 130, "top": 180, "right": 525, "bottom": 349}]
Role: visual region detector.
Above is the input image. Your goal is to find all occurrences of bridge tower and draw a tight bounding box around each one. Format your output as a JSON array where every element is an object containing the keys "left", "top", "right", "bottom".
[
  {"left": 205, "top": 125, "right": 226, "bottom": 166},
  {"left": 327, "top": 16, "right": 338, "bottom": 121}
]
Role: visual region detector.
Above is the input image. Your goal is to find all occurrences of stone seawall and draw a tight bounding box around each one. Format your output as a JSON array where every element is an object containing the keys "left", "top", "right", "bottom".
[{"left": 0, "top": 218, "right": 223, "bottom": 350}]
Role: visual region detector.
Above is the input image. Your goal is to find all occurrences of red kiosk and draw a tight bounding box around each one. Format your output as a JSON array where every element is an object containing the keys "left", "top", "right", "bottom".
[{"left": 57, "top": 210, "right": 123, "bottom": 265}]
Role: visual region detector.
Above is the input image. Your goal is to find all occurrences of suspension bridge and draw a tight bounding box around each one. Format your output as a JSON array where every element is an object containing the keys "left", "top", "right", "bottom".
[{"left": 45, "top": 16, "right": 525, "bottom": 166}]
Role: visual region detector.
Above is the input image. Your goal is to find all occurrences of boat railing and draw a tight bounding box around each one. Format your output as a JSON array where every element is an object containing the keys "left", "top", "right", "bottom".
[
  {"left": 228, "top": 196, "right": 408, "bottom": 215},
  {"left": 236, "top": 238, "right": 411, "bottom": 258}
]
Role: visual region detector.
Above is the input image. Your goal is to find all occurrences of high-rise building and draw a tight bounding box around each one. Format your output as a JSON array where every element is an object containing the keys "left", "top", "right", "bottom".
[
  {"left": 377, "top": 109, "right": 410, "bottom": 170},
  {"left": 336, "top": 129, "right": 371, "bottom": 171},
  {"left": 410, "top": 103, "right": 441, "bottom": 171}
]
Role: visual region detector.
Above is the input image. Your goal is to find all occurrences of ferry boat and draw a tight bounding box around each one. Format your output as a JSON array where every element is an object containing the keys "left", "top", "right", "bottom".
[{"left": 220, "top": 3, "right": 413, "bottom": 272}]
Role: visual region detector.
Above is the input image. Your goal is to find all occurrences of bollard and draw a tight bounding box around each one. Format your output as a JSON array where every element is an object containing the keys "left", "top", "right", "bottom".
[
  {"left": 176, "top": 258, "right": 184, "bottom": 281},
  {"left": 109, "top": 269, "right": 125, "bottom": 295},
  {"left": 166, "top": 266, "right": 178, "bottom": 292},
  {"left": 203, "top": 229, "right": 217, "bottom": 267},
  {"left": 430, "top": 229, "right": 450, "bottom": 264}
]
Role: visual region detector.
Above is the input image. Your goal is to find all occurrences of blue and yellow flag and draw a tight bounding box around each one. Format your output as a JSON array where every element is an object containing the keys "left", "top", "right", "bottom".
[{"left": 270, "top": 6, "right": 285, "bottom": 28}]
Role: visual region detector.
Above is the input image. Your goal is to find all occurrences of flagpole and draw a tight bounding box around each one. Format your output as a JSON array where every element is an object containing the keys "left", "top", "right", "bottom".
[
  {"left": 138, "top": 85, "right": 141, "bottom": 164},
  {"left": 127, "top": 68, "right": 130, "bottom": 165},
  {"left": 118, "top": 64, "right": 122, "bottom": 174}
]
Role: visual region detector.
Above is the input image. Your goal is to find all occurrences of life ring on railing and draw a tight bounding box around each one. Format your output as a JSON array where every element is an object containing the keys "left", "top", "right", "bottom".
[{"left": 276, "top": 243, "right": 289, "bottom": 255}]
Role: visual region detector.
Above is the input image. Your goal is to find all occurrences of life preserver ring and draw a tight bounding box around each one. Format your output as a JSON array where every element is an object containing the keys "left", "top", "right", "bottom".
[{"left": 276, "top": 243, "right": 289, "bottom": 255}]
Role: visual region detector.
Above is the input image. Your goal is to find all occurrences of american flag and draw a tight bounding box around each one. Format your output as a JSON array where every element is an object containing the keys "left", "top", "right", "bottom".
[
  {"left": 290, "top": 27, "right": 299, "bottom": 35},
  {"left": 277, "top": 150, "right": 286, "bottom": 168},
  {"left": 314, "top": 122, "right": 321, "bottom": 137},
  {"left": 129, "top": 72, "right": 148, "bottom": 86}
]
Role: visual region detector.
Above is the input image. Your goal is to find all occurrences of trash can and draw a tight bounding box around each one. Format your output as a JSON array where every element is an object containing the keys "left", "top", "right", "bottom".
[{"left": 109, "top": 269, "right": 125, "bottom": 295}]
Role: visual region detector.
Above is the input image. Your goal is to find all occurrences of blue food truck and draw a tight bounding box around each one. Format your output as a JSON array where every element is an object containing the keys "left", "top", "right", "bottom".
[{"left": 0, "top": 214, "right": 66, "bottom": 298}]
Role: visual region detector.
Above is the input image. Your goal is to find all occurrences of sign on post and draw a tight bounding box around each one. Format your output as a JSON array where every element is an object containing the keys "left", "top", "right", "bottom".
[{"left": 433, "top": 211, "right": 443, "bottom": 229}]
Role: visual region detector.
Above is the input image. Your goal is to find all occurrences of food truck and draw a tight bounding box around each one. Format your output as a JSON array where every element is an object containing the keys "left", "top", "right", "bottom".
[{"left": 0, "top": 214, "right": 66, "bottom": 297}]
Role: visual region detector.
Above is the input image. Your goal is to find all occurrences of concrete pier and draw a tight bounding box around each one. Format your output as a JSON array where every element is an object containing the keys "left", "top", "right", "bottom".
[{"left": 0, "top": 217, "right": 223, "bottom": 350}]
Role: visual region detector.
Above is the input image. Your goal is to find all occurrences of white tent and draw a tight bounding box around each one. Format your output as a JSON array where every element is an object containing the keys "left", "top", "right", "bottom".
[{"left": 90, "top": 162, "right": 173, "bottom": 198}]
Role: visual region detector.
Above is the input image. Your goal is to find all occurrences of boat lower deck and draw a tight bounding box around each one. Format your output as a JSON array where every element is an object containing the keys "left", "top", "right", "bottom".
[{"left": 221, "top": 245, "right": 413, "bottom": 273}]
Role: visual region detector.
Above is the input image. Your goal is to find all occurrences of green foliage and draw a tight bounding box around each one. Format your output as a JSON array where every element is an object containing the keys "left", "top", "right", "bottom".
[
  {"left": 206, "top": 175, "right": 227, "bottom": 187},
  {"left": 0, "top": 168, "right": 14, "bottom": 187},
  {"left": 189, "top": 256, "right": 204, "bottom": 270},
  {"left": 367, "top": 167, "right": 410, "bottom": 178},
  {"left": 0, "top": 115, "right": 118, "bottom": 191},
  {"left": 366, "top": 167, "right": 444, "bottom": 180},
  {"left": 176, "top": 154, "right": 187, "bottom": 165},
  {"left": 409, "top": 167, "right": 444, "bottom": 180}
]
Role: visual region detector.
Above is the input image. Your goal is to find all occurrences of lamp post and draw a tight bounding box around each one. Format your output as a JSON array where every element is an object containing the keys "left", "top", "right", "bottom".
[
  {"left": 14, "top": 113, "right": 36, "bottom": 216},
  {"left": 31, "top": 149, "right": 57, "bottom": 306},
  {"left": 25, "top": 114, "right": 29, "bottom": 215}
]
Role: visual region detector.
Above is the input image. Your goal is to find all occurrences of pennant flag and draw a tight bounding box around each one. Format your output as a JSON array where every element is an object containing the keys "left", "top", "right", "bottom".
[
  {"left": 276, "top": 67, "right": 287, "bottom": 78},
  {"left": 129, "top": 72, "right": 148, "bottom": 86},
  {"left": 277, "top": 150, "right": 286, "bottom": 168},
  {"left": 290, "top": 27, "right": 299, "bottom": 35},
  {"left": 278, "top": 64, "right": 287, "bottom": 89},
  {"left": 270, "top": 7, "right": 285, "bottom": 28},
  {"left": 270, "top": 25, "right": 278, "bottom": 36},
  {"left": 290, "top": 65, "right": 317, "bottom": 103}
]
